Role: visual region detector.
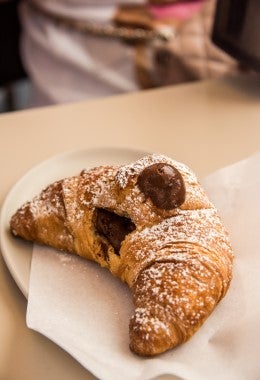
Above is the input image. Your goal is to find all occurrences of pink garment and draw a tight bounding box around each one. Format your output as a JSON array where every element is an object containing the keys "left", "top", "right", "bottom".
[{"left": 149, "top": 0, "right": 204, "bottom": 21}]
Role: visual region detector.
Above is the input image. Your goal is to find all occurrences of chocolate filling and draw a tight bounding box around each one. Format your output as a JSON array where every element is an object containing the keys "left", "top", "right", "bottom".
[
  {"left": 137, "top": 163, "right": 186, "bottom": 210},
  {"left": 95, "top": 208, "right": 136, "bottom": 255}
]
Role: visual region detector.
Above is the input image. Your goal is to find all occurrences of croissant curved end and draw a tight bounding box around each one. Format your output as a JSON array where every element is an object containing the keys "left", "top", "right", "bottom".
[
  {"left": 129, "top": 307, "right": 180, "bottom": 356},
  {"left": 128, "top": 257, "right": 230, "bottom": 356}
]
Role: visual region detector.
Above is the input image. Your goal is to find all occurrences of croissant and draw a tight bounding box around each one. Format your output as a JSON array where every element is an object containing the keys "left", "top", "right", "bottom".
[{"left": 10, "top": 154, "right": 233, "bottom": 356}]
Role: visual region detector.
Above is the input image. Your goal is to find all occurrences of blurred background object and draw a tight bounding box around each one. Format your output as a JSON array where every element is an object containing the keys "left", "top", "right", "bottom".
[
  {"left": 17, "top": 0, "right": 244, "bottom": 109},
  {"left": 0, "top": 0, "right": 31, "bottom": 112},
  {"left": 0, "top": 0, "right": 259, "bottom": 113},
  {"left": 212, "top": 0, "right": 260, "bottom": 71}
]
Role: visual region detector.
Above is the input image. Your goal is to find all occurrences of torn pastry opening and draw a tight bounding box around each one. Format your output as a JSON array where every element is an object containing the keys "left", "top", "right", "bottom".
[{"left": 94, "top": 208, "right": 136, "bottom": 255}]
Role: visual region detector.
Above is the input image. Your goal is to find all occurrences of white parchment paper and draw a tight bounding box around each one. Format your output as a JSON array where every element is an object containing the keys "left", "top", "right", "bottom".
[{"left": 27, "top": 152, "right": 260, "bottom": 380}]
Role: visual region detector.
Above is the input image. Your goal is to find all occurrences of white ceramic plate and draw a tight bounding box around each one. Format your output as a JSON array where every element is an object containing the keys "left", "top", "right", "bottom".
[{"left": 0, "top": 147, "right": 149, "bottom": 298}]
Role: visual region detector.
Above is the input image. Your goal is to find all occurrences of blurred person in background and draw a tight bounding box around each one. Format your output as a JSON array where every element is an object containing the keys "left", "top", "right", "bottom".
[{"left": 19, "top": 0, "right": 242, "bottom": 107}]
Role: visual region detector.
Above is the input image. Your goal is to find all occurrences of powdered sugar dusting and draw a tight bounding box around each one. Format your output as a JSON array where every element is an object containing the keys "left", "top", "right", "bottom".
[
  {"left": 123, "top": 206, "right": 233, "bottom": 289},
  {"left": 131, "top": 257, "right": 224, "bottom": 347}
]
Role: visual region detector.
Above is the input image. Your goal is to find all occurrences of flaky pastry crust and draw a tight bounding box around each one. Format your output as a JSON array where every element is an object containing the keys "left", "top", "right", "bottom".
[{"left": 10, "top": 154, "right": 233, "bottom": 356}]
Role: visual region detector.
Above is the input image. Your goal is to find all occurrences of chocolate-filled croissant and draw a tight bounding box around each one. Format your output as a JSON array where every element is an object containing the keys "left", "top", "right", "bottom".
[{"left": 10, "top": 154, "right": 233, "bottom": 356}]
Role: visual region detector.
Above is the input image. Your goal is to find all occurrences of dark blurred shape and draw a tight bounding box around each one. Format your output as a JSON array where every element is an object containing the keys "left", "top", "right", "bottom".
[
  {"left": 0, "top": 0, "right": 28, "bottom": 111},
  {"left": 0, "top": 0, "right": 27, "bottom": 86},
  {"left": 212, "top": 0, "right": 260, "bottom": 71}
]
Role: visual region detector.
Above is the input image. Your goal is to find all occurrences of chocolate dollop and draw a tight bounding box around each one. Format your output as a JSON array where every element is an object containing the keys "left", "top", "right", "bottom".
[
  {"left": 137, "top": 163, "right": 186, "bottom": 210},
  {"left": 95, "top": 208, "right": 136, "bottom": 255}
]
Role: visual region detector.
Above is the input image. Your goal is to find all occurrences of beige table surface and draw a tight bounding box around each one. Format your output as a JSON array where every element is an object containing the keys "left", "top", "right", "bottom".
[{"left": 0, "top": 73, "right": 260, "bottom": 380}]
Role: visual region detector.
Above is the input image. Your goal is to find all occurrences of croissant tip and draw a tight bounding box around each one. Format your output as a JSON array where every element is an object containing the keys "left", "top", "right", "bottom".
[
  {"left": 129, "top": 312, "right": 180, "bottom": 356},
  {"left": 129, "top": 331, "right": 178, "bottom": 357}
]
